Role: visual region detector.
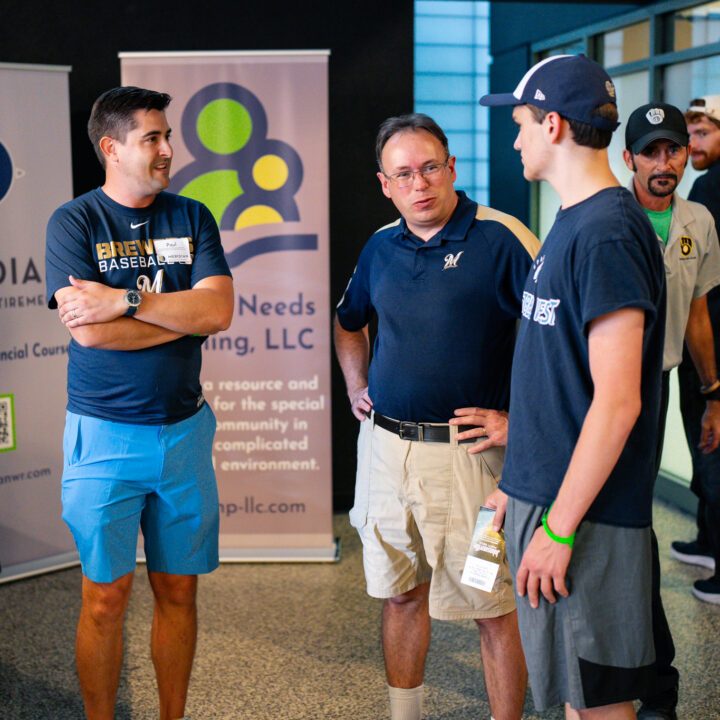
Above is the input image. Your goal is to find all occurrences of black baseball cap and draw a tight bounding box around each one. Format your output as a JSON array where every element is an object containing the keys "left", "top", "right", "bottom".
[
  {"left": 479, "top": 54, "right": 620, "bottom": 132},
  {"left": 625, "top": 103, "right": 689, "bottom": 154}
]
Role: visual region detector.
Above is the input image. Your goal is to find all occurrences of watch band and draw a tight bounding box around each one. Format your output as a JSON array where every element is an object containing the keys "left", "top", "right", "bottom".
[
  {"left": 124, "top": 289, "right": 141, "bottom": 317},
  {"left": 702, "top": 386, "right": 720, "bottom": 402},
  {"left": 701, "top": 379, "right": 720, "bottom": 393}
]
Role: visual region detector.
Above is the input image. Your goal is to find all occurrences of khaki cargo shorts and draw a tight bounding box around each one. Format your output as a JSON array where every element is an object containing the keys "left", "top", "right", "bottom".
[{"left": 349, "top": 414, "right": 516, "bottom": 620}]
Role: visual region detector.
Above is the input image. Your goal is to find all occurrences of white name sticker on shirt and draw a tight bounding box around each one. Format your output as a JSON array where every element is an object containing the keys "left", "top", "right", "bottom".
[
  {"left": 461, "top": 506, "right": 505, "bottom": 593},
  {"left": 154, "top": 237, "right": 192, "bottom": 264}
]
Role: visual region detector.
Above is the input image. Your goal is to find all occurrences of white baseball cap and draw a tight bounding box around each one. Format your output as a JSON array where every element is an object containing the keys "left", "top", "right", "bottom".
[{"left": 687, "top": 95, "right": 720, "bottom": 122}]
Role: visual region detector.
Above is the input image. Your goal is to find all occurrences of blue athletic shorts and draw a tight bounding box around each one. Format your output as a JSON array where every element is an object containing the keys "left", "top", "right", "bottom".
[{"left": 61, "top": 403, "right": 219, "bottom": 583}]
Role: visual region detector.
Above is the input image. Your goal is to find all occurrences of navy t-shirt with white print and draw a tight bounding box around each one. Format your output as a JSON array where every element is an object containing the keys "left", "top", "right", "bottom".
[
  {"left": 46, "top": 188, "right": 231, "bottom": 425},
  {"left": 501, "top": 187, "right": 666, "bottom": 528}
]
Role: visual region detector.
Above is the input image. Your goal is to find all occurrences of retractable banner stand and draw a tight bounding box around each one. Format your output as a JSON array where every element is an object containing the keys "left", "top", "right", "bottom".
[
  {"left": 120, "top": 51, "right": 336, "bottom": 561},
  {"left": 0, "top": 63, "right": 79, "bottom": 583}
]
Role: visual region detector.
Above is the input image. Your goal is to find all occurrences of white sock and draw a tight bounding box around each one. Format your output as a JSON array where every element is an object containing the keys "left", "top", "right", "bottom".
[{"left": 388, "top": 684, "right": 423, "bottom": 720}]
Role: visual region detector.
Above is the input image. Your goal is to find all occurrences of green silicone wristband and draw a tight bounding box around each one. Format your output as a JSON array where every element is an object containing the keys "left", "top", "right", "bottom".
[{"left": 541, "top": 505, "right": 575, "bottom": 548}]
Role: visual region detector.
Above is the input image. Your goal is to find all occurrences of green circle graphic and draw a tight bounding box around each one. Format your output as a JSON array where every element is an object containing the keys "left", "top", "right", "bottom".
[{"left": 196, "top": 99, "right": 252, "bottom": 154}]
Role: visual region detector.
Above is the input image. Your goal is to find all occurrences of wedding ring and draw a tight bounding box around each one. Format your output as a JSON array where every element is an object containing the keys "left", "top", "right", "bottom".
[{"left": 72, "top": 310, "right": 78, "bottom": 319}]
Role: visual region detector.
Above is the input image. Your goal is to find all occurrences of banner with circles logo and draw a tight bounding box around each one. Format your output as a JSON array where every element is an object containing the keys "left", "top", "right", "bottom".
[
  {"left": 121, "top": 51, "right": 335, "bottom": 561},
  {"left": 0, "top": 63, "right": 79, "bottom": 583}
]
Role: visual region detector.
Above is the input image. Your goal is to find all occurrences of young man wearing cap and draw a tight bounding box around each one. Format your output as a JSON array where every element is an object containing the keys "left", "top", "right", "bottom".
[
  {"left": 480, "top": 55, "right": 666, "bottom": 719},
  {"left": 623, "top": 102, "right": 720, "bottom": 718},
  {"left": 671, "top": 95, "right": 720, "bottom": 603},
  {"left": 334, "top": 113, "right": 540, "bottom": 720}
]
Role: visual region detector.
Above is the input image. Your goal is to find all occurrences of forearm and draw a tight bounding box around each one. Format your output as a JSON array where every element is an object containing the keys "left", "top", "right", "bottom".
[
  {"left": 70, "top": 318, "right": 184, "bottom": 351},
  {"left": 333, "top": 316, "right": 370, "bottom": 396},
  {"left": 59, "top": 275, "right": 234, "bottom": 335},
  {"left": 685, "top": 296, "right": 718, "bottom": 387},
  {"left": 134, "top": 283, "right": 233, "bottom": 335}
]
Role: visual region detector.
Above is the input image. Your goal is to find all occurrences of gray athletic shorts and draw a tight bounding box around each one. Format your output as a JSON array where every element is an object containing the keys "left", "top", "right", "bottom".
[{"left": 505, "top": 496, "right": 656, "bottom": 711}]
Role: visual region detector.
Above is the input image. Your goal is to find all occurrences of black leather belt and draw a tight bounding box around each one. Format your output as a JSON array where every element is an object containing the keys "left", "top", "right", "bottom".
[{"left": 372, "top": 412, "right": 477, "bottom": 443}]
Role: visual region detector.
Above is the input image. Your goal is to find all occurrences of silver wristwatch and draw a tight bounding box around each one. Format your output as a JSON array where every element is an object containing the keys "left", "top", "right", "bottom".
[{"left": 123, "top": 289, "right": 142, "bottom": 317}]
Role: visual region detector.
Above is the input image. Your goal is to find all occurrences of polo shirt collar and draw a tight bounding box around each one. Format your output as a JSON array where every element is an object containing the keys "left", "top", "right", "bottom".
[
  {"left": 670, "top": 192, "right": 694, "bottom": 231},
  {"left": 399, "top": 191, "right": 477, "bottom": 246}
]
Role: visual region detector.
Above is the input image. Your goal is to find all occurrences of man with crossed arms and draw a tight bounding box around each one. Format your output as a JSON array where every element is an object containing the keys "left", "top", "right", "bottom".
[{"left": 46, "top": 87, "right": 233, "bottom": 720}]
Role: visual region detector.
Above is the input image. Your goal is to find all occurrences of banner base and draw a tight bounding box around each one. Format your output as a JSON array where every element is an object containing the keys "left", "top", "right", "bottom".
[{"left": 0, "top": 551, "right": 80, "bottom": 584}]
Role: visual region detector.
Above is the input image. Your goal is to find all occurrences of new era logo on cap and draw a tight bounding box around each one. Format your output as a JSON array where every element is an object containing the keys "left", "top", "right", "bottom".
[{"left": 534, "top": 89, "right": 546, "bottom": 101}]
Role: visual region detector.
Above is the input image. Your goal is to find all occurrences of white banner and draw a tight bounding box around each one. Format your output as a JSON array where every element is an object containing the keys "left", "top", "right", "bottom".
[
  {"left": 0, "top": 63, "right": 78, "bottom": 582},
  {"left": 121, "top": 51, "right": 336, "bottom": 561}
]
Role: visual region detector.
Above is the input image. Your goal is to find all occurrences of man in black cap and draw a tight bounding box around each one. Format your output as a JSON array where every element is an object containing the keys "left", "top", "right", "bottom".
[
  {"left": 623, "top": 102, "right": 720, "bottom": 720},
  {"left": 623, "top": 102, "right": 720, "bottom": 468},
  {"left": 480, "top": 54, "right": 666, "bottom": 719}
]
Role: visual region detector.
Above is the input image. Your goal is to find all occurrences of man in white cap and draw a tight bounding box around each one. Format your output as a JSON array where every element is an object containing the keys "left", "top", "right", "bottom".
[
  {"left": 480, "top": 54, "right": 666, "bottom": 719},
  {"left": 671, "top": 96, "right": 720, "bottom": 605}
]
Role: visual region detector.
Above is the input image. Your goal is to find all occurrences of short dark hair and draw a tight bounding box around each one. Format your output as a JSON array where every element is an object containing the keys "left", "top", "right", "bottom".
[
  {"left": 88, "top": 86, "right": 172, "bottom": 167},
  {"left": 526, "top": 102, "right": 618, "bottom": 149},
  {"left": 375, "top": 113, "right": 449, "bottom": 171}
]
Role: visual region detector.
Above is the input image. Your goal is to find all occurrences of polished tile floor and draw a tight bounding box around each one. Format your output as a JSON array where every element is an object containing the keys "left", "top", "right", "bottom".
[{"left": 0, "top": 501, "right": 718, "bottom": 719}]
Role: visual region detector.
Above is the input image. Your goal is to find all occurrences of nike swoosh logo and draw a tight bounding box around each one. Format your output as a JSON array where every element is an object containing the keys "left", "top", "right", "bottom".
[{"left": 130, "top": 220, "right": 149, "bottom": 229}]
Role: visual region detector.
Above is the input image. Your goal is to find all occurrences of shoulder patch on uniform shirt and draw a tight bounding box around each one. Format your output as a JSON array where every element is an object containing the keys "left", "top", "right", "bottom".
[
  {"left": 375, "top": 218, "right": 403, "bottom": 234},
  {"left": 475, "top": 205, "right": 542, "bottom": 260}
]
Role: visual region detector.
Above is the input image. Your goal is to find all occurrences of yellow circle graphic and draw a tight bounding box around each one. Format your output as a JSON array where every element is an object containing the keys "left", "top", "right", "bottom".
[
  {"left": 252, "top": 155, "right": 289, "bottom": 191},
  {"left": 680, "top": 236, "right": 693, "bottom": 257},
  {"left": 234, "top": 205, "right": 284, "bottom": 230}
]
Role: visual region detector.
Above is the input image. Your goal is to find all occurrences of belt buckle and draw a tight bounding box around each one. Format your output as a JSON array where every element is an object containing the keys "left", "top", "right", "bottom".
[{"left": 398, "top": 421, "right": 422, "bottom": 441}]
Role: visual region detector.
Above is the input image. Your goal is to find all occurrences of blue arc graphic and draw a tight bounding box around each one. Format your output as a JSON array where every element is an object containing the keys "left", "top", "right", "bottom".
[
  {"left": 224, "top": 234, "right": 318, "bottom": 268},
  {"left": 0, "top": 142, "right": 12, "bottom": 202}
]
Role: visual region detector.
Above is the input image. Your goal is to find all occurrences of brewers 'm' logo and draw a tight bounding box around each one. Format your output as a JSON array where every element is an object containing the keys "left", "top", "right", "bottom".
[
  {"left": 680, "top": 236, "right": 693, "bottom": 257},
  {"left": 646, "top": 108, "right": 665, "bottom": 125}
]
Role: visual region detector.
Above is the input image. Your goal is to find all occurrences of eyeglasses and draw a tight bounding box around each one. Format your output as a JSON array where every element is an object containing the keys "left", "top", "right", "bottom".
[{"left": 383, "top": 158, "right": 450, "bottom": 188}]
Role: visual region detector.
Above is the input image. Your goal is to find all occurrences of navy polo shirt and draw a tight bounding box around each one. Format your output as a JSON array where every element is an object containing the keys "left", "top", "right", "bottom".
[{"left": 336, "top": 191, "right": 539, "bottom": 422}]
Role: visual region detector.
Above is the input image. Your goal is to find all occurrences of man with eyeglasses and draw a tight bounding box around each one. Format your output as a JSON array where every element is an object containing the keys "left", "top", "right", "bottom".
[
  {"left": 671, "top": 95, "right": 720, "bottom": 607},
  {"left": 334, "top": 113, "right": 540, "bottom": 720}
]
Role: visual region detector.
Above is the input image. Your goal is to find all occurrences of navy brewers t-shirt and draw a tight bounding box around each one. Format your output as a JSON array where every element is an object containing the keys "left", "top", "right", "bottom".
[
  {"left": 46, "top": 188, "right": 231, "bottom": 425},
  {"left": 501, "top": 187, "right": 666, "bottom": 528},
  {"left": 336, "top": 191, "right": 539, "bottom": 422}
]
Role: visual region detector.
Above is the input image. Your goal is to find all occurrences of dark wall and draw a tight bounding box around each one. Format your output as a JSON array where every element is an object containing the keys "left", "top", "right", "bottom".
[
  {"left": 0, "top": 0, "right": 414, "bottom": 511},
  {"left": 487, "top": 1, "right": 647, "bottom": 225}
]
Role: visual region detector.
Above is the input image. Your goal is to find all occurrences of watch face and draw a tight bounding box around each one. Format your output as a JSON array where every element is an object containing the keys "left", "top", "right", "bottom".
[{"left": 126, "top": 289, "right": 142, "bottom": 307}]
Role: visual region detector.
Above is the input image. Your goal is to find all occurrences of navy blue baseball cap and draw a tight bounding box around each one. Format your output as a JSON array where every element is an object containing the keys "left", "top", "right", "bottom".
[{"left": 479, "top": 54, "right": 620, "bottom": 132}]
